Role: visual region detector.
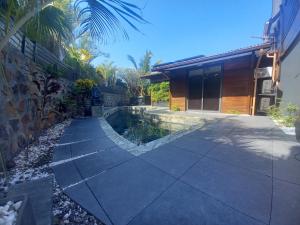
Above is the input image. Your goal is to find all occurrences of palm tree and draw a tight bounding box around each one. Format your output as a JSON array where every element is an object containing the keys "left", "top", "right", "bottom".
[
  {"left": 0, "top": 0, "right": 147, "bottom": 51},
  {"left": 127, "top": 50, "right": 153, "bottom": 96},
  {"left": 96, "top": 61, "right": 117, "bottom": 87},
  {"left": 24, "top": 4, "right": 73, "bottom": 54}
]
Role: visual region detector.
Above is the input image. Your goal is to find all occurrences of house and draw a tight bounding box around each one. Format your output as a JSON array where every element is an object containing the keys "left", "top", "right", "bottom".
[
  {"left": 143, "top": 44, "right": 274, "bottom": 115},
  {"left": 264, "top": 0, "right": 300, "bottom": 108},
  {"left": 144, "top": 0, "right": 300, "bottom": 115}
]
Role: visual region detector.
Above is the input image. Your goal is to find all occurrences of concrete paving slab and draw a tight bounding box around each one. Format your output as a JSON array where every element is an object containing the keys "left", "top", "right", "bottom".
[
  {"left": 72, "top": 129, "right": 106, "bottom": 140},
  {"left": 270, "top": 180, "right": 300, "bottom": 225},
  {"left": 181, "top": 158, "right": 272, "bottom": 224},
  {"left": 65, "top": 182, "right": 112, "bottom": 225},
  {"left": 52, "top": 161, "right": 82, "bottom": 188},
  {"left": 58, "top": 133, "right": 74, "bottom": 144},
  {"left": 94, "top": 137, "right": 118, "bottom": 150},
  {"left": 140, "top": 144, "right": 201, "bottom": 177},
  {"left": 87, "top": 158, "right": 175, "bottom": 225},
  {"left": 74, "top": 148, "right": 134, "bottom": 178},
  {"left": 169, "top": 136, "right": 219, "bottom": 156},
  {"left": 128, "top": 181, "right": 265, "bottom": 225},
  {"left": 53, "top": 116, "right": 300, "bottom": 225},
  {"left": 70, "top": 140, "right": 101, "bottom": 157},
  {"left": 273, "top": 139, "right": 300, "bottom": 184},
  {"left": 52, "top": 144, "right": 71, "bottom": 162},
  {"left": 207, "top": 143, "right": 273, "bottom": 176},
  {"left": 8, "top": 176, "right": 54, "bottom": 225}
]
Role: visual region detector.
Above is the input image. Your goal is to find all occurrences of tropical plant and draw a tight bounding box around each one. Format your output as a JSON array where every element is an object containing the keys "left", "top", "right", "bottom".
[
  {"left": 0, "top": 0, "right": 147, "bottom": 51},
  {"left": 127, "top": 50, "right": 153, "bottom": 96},
  {"left": 96, "top": 62, "right": 118, "bottom": 87},
  {"left": 118, "top": 68, "right": 141, "bottom": 97},
  {"left": 24, "top": 4, "right": 73, "bottom": 50},
  {"left": 148, "top": 81, "right": 169, "bottom": 103},
  {"left": 64, "top": 45, "right": 98, "bottom": 79}
]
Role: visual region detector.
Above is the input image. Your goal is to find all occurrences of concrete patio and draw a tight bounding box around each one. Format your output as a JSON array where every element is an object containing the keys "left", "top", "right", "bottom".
[{"left": 52, "top": 115, "right": 300, "bottom": 225}]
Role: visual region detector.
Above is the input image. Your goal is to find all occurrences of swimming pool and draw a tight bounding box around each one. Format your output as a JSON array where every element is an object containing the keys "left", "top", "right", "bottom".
[{"left": 106, "top": 109, "right": 188, "bottom": 145}]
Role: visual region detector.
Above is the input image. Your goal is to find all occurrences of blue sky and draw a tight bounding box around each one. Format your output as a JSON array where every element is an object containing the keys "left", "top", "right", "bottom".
[{"left": 92, "top": 0, "right": 272, "bottom": 68}]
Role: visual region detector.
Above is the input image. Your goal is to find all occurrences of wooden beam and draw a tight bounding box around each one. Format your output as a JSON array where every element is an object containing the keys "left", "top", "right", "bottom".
[{"left": 251, "top": 49, "right": 264, "bottom": 116}]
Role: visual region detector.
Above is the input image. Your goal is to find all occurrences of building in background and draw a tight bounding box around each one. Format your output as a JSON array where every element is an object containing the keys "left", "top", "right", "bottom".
[
  {"left": 265, "top": 0, "right": 300, "bottom": 107},
  {"left": 144, "top": 0, "right": 300, "bottom": 115}
]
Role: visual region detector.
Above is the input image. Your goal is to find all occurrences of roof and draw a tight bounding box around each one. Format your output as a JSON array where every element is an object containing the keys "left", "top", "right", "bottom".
[{"left": 152, "top": 43, "right": 271, "bottom": 72}]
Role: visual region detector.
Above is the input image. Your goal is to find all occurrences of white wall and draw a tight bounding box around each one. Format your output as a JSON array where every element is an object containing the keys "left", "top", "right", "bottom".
[{"left": 279, "top": 39, "right": 300, "bottom": 107}]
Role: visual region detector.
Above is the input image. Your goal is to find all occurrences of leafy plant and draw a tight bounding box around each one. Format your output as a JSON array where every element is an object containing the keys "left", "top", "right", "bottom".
[
  {"left": 148, "top": 82, "right": 169, "bottom": 103},
  {"left": 96, "top": 62, "right": 117, "bottom": 87},
  {"left": 75, "top": 0, "right": 147, "bottom": 43},
  {"left": 227, "top": 110, "right": 241, "bottom": 115},
  {"left": 127, "top": 50, "right": 153, "bottom": 96},
  {"left": 267, "top": 105, "right": 282, "bottom": 120},
  {"left": 282, "top": 103, "right": 299, "bottom": 127},
  {"left": 24, "top": 4, "right": 73, "bottom": 51},
  {"left": 75, "top": 79, "right": 96, "bottom": 93},
  {"left": 267, "top": 103, "right": 299, "bottom": 127},
  {"left": 172, "top": 105, "right": 180, "bottom": 111}
]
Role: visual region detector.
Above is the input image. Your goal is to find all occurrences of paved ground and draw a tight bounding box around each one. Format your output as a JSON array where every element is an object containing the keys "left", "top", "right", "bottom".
[
  {"left": 52, "top": 115, "right": 300, "bottom": 225},
  {"left": 8, "top": 176, "right": 53, "bottom": 225}
]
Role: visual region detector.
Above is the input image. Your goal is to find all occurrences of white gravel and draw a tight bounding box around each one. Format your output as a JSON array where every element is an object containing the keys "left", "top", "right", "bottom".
[{"left": 0, "top": 200, "right": 22, "bottom": 225}]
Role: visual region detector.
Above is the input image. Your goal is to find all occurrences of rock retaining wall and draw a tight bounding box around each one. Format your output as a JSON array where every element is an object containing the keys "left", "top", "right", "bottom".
[{"left": 0, "top": 48, "right": 72, "bottom": 166}]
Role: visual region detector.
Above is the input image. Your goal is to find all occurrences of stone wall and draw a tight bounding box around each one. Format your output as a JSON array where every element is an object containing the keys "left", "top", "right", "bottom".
[
  {"left": 103, "top": 92, "right": 129, "bottom": 107},
  {"left": 0, "top": 48, "right": 72, "bottom": 165}
]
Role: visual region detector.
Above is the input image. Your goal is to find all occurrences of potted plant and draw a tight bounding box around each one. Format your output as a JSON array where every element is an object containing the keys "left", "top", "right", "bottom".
[{"left": 0, "top": 195, "right": 36, "bottom": 225}]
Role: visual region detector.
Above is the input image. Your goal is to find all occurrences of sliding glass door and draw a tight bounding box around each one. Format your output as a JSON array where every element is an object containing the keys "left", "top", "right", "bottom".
[{"left": 188, "top": 66, "right": 221, "bottom": 111}]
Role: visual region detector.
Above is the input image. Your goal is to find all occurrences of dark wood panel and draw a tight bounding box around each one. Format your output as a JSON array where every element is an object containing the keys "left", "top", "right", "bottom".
[
  {"left": 221, "top": 68, "right": 254, "bottom": 114},
  {"left": 170, "top": 71, "right": 187, "bottom": 111},
  {"left": 224, "top": 56, "right": 251, "bottom": 71},
  {"left": 188, "top": 76, "right": 202, "bottom": 110},
  {"left": 203, "top": 75, "right": 221, "bottom": 111}
]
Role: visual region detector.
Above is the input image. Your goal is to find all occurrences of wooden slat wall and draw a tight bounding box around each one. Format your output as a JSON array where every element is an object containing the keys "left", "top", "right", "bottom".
[
  {"left": 170, "top": 71, "right": 187, "bottom": 111},
  {"left": 221, "top": 57, "right": 254, "bottom": 114}
]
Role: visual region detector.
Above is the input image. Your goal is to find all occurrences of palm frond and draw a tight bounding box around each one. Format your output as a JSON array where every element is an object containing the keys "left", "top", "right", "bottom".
[
  {"left": 139, "top": 50, "right": 152, "bottom": 74},
  {"left": 24, "top": 5, "right": 73, "bottom": 44},
  {"left": 127, "top": 54, "right": 138, "bottom": 70},
  {"left": 75, "top": 0, "right": 147, "bottom": 43}
]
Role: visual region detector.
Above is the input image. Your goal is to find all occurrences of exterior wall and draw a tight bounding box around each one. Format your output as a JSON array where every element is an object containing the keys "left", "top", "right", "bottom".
[
  {"left": 167, "top": 56, "right": 260, "bottom": 114},
  {"left": 169, "top": 70, "right": 188, "bottom": 111},
  {"left": 278, "top": 39, "right": 300, "bottom": 107},
  {"left": 221, "top": 57, "right": 254, "bottom": 114}
]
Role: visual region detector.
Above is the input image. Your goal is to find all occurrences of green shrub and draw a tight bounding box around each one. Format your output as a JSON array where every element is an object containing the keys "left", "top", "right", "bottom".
[
  {"left": 227, "top": 110, "right": 241, "bottom": 115},
  {"left": 148, "top": 81, "right": 169, "bottom": 103},
  {"left": 282, "top": 103, "right": 299, "bottom": 127},
  {"left": 267, "top": 103, "right": 299, "bottom": 127},
  {"left": 75, "top": 79, "right": 96, "bottom": 90},
  {"left": 267, "top": 105, "right": 282, "bottom": 120},
  {"left": 172, "top": 105, "right": 180, "bottom": 111}
]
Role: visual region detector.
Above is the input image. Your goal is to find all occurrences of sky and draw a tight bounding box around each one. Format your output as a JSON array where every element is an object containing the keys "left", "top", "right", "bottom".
[{"left": 92, "top": 0, "right": 272, "bottom": 69}]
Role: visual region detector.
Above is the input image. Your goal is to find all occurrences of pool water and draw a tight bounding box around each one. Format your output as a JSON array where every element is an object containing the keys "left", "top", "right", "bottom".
[{"left": 107, "top": 109, "right": 187, "bottom": 145}]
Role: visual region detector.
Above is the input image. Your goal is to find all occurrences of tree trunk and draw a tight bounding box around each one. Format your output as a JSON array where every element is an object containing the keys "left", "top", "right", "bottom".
[{"left": 0, "top": 0, "right": 52, "bottom": 52}]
